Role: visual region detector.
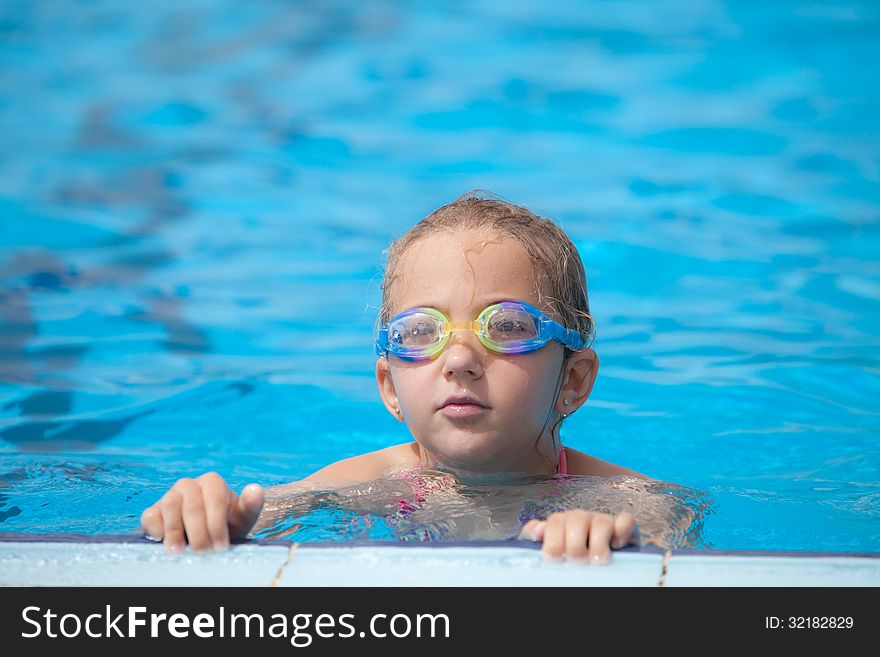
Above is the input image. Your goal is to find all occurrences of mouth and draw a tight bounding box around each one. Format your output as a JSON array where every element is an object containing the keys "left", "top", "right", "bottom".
[{"left": 438, "top": 395, "right": 490, "bottom": 418}]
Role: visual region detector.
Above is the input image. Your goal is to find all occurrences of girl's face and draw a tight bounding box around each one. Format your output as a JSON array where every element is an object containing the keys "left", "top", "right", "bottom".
[{"left": 376, "top": 228, "right": 596, "bottom": 476}]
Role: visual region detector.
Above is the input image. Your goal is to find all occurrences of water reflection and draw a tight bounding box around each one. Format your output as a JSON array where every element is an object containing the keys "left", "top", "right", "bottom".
[
  {"left": 0, "top": 165, "right": 203, "bottom": 449},
  {"left": 252, "top": 470, "right": 711, "bottom": 549}
]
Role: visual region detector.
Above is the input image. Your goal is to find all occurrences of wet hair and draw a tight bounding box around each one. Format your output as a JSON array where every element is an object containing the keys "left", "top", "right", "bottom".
[{"left": 377, "top": 189, "right": 595, "bottom": 353}]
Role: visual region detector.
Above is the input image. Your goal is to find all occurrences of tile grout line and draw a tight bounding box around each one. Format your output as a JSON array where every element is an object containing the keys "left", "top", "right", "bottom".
[
  {"left": 271, "top": 543, "right": 299, "bottom": 587},
  {"left": 658, "top": 549, "right": 672, "bottom": 587}
]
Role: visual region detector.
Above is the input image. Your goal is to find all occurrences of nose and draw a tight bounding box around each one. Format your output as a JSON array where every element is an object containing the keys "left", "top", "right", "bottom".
[{"left": 441, "top": 331, "right": 485, "bottom": 379}]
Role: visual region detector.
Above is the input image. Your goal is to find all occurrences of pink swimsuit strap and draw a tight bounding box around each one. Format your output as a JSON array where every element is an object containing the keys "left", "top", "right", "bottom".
[{"left": 556, "top": 447, "right": 568, "bottom": 475}]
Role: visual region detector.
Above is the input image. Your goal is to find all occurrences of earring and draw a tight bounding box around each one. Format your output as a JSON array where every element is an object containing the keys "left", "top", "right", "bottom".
[{"left": 563, "top": 399, "right": 570, "bottom": 406}]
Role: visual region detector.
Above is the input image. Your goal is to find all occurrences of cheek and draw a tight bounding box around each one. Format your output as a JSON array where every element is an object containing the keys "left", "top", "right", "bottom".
[
  {"left": 392, "top": 368, "right": 433, "bottom": 411},
  {"left": 489, "top": 359, "right": 560, "bottom": 416}
]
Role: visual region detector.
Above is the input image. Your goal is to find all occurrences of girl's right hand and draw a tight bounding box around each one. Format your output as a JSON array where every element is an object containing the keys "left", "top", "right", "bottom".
[{"left": 140, "top": 472, "right": 264, "bottom": 554}]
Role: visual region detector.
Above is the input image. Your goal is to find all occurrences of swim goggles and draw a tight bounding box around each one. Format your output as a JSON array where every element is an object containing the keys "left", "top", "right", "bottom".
[{"left": 375, "top": 300, "right": 592, "bottom": 362}]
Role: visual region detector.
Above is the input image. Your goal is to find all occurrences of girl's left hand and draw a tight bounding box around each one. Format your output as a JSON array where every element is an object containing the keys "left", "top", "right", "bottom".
[{"left": 519, "top": 509, "right": 639, "bottom": 563}]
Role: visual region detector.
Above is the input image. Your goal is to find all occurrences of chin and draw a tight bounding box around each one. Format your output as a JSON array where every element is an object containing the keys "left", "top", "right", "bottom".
[{"left": 424, "top": 431, "right": 499, "bottom": 468}]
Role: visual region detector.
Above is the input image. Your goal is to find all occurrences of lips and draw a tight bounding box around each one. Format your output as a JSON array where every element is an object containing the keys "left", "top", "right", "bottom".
[
  {"left": 438, "top": 395, "right": 489, "bottom": 418},
  {"left": 438, "top": 394, "right": 489, "bottom": 410}
]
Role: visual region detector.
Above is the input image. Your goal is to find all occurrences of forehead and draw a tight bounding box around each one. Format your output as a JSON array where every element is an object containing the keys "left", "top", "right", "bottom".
[{"left": 392, "top": 228, "right": 539, "bottom": 315}]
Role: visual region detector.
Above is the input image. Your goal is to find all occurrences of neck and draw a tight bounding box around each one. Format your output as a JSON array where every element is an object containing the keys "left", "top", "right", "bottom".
[{"left": 416, "top": 444, "right": 559, "bottom": 482}]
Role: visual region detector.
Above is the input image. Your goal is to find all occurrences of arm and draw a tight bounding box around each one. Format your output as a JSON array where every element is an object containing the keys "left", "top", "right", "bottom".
[
  {"left": 517, "top": 475, "right": 706, "bottom": 560},
  {"left": 139, "top": 446, "right": 411, "bottom": 553},
  {"left": 139, "top": 473, "right": 368, "bottom": 552}
]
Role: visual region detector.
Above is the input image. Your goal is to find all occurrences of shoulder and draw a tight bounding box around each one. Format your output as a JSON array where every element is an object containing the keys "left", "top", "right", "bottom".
[
  {"left": 302, "top": 442, "right": 420, "bottom": 486},
  {"left": 563, "top": 447, "right": 652, "bottom": 480}
]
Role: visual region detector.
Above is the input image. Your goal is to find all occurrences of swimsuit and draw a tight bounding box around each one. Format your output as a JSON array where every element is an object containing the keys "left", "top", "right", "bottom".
[
  {"left": 392, "top": 448, "right": 570, "bottom": 521},
  {"left": 556, "top": 446, "right": 568, "bottom": 475}
]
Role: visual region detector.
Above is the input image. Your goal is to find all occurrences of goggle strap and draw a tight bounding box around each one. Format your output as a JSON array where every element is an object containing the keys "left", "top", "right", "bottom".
[
  {"left": 566, "top": 327, "right": 586, "bottom": 350},
  {"left": 546, "top": 320, "right": 585, "bottom": 351},
  {"left": 375, "top": 326, "right": 388, "bottom": 357}
]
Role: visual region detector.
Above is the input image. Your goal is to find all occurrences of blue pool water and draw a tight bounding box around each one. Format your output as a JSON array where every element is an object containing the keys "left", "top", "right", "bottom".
[{"left": 0, "top": 1, "right": 878, "bottom": 551}]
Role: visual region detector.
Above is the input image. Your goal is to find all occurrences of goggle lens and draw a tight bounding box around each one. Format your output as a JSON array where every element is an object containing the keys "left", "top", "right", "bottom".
[
  {"left": 389, "top": 311, "right": 444, "bottom": 352},
  {"left": 482, "top": 305, "right": 540, "bottom": 347}
]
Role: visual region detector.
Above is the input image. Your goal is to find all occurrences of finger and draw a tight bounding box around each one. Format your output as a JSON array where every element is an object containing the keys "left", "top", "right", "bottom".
[
  {"left": 228, "top": 484, "right": 265, "bottom": 538},
  {"left": 541, "top": 513, "right": 567, "bottom": 561},
  {"left": 519, "top": 519, "right": 546, "bottom": 542},
  {"left": 158, "top": 489, "right": 185, "bottom": 554},
  {"left": 612, "top": 512, "right": 639, "bottom": 549},
  {"left": 199, "top": 472, "right": 231, "bottom": 550},
  {"left": 140, "top": 505, "right": 164, "bottom": 541},
  {"left": 178, "top": 478, "right": 212, "bottom": 553},
  {"left": 587, "top": 514, "right": 614, "bottom": 564},
  {"left": 563, "top": 510, "right": 591, "bottom": 562}
]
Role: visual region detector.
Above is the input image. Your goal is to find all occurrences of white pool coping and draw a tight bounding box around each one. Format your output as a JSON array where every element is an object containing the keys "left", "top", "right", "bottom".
[{"left": 0, "top": 536, "right": 877, "bottom": 587}]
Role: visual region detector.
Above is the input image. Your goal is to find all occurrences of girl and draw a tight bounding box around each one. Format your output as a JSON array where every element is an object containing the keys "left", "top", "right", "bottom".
[{"left": 141, "top": 191, "right": 651, "bottom": 563}]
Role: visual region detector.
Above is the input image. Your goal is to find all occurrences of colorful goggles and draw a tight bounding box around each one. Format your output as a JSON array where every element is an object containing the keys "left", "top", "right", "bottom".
[{"left": 375, "top": 300, "right": 593, "bottom": 362}]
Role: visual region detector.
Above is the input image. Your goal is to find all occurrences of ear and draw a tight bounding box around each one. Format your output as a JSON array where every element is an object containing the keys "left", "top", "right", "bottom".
[
  {"left": 376, "top": 357, "right": 405, "bottom": 422},
  {"left": 555, "top": 348, "right": 599, "bottom": 415}
]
